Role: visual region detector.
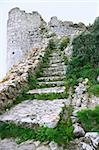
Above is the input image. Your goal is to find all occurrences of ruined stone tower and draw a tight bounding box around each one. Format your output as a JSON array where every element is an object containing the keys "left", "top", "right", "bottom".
[{"left": 7, "top": 7, "right": 46, "bottom": 70}]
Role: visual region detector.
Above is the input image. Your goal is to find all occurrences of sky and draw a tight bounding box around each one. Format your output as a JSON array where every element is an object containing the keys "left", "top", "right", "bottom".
[{"left": 0, "top": 0, "right": 99, "bottom": 80}]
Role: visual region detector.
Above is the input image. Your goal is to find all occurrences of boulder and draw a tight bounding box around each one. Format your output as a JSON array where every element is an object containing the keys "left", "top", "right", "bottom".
[{"left": 73, "top": 123, "right": 85, "bottom": 137}]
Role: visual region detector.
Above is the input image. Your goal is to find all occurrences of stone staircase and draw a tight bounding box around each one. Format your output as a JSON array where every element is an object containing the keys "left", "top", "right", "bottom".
[{"left": 0, "top": 49, "right": 70, "bottom": 148}]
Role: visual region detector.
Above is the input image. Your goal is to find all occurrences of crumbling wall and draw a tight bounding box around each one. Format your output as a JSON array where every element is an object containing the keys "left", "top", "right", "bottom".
[
  {"left": 0, "top": 44, "right": 48, "bottom": 112},
  {"left": 7, "top": 7, "right": 47, "bottom": 70},
  {"left": 48, "top": 16, "right": 85, "bottom": 37}
]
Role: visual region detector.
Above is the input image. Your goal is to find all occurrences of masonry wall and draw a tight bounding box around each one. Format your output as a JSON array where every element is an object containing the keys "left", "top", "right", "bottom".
[
  {"left": 0, "top": 45, "right": 48, "bottom": 112},
  {"left": 7, "top": 7, "right": 47, "bottom": 71}
]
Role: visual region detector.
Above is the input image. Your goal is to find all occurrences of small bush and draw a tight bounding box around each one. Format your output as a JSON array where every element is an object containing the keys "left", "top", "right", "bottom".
[
  {"left": 77, "top": 106, "right": 99, "bottom": 132},
  {"left": 60, "top": 37, "right": 70, "bottom": 51},
  {"left": 48, "top": 39, "right": 56, "bottom": 50},
  {"left": 36, "top": 121, "right": 74, "bottom": 145},
  {"left": 28, "top": 75, "right": 38, "bottom": 89},
  {"left": 63, "top": 55, "right": 68, "bottom": 65},
  {"left": 88, "top": 84, "right": 99, "bottom": 97}
]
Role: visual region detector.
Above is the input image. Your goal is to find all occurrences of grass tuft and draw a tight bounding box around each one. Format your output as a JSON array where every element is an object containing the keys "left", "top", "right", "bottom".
[{"left": 77, "top": 106, "right": 99, "bottom": 132}]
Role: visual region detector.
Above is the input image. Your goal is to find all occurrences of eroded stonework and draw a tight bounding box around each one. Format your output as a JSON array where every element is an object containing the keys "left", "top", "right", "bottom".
[{"left": 7, "top": 7, "right": 47, "bottom": 70}]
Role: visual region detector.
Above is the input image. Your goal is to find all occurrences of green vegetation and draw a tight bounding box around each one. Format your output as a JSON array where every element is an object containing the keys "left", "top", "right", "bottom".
[
  {"left": 0, "top": 122, "right": 36, "bottom": 144},
  {"left": 59, "top": 36, "right": 70, "bottom": 51},
  {"left": 10, "top": 92, "right": 68, "bottom": 107},
  {"left": 29, "top": 92, "right": 68, "bottom": 100},
  {"left": 0, "top": 106, "right": 74, "bottom": 145},
  {"left": 63, "top": 55, "right": 68, "bottom": 65},
  {"left": 66, "top": 18, "right": 99, "bottom": 95},
  {"left": 37, "top": 117, "right": 74, "bottom": 145},
  {"left": 77, "top": 106, "right": 99, "bottom": 132},
  {"left": 88, "top": 84, "right": 99, "bottom": 97},
  {"left": 48, "top": 38, "right": 56, "bottom": 50}
]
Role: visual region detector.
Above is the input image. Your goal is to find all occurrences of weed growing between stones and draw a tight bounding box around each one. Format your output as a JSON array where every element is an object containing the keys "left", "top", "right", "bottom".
[
  {"left": 29, "top": 92, "right": 68, "bottom": 100},
  {"left": 0, "top": 121, "right": 36, "bottom": 144},
  {"left": 59, "top": 36, "right": 70, "bottom": 51},
  {"left": 77, "top": 106, "right": 99, "bottom": 132},
  {"left": 0, "top": 106, "right": 74, "bottom": 146},
  {"left": 9, "top": 92, "right": 68, "bottom": 105}
]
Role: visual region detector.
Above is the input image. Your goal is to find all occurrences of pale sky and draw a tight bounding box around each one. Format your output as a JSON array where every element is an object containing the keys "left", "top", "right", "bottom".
[{"left": 0, "top": 0, "right": 99, "bottom": 80}]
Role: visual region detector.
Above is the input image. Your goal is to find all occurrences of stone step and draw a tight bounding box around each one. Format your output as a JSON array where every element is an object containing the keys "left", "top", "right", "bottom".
[
  {"left": 37, "top": 76, "right": 66, "bottom": 82},
  {"left": 44, "top": 66, "right": 65, "bottom": 72},
  {"left": 38, "top": 81, "right": 64, "bottom": 87},
  {"left": 43, "top": 70, "right": 65, "bottom": 76},
  {"left": 49, "top": 56, "right": 62, "bottom": 61},
  {"left": 50, "top": 52, "right": 61, "bottom": 56},
  {"left": 0, "top": 99, "right": 70, "bottom": 128},
  {"left": 27, "top": 86, "right": 65, "bottom": 94},
  {"left": 50, "top": 62, "right": 65, "bottom": 67},
  {"left": 49, "top": 53, "right": 61, "bottom": 57},
  {"left": 49, "top": 59, "right": 64, "bottom": 64}
]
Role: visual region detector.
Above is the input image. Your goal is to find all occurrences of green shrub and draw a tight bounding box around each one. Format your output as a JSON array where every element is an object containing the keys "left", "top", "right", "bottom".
[
  {"left": 60, "top": 36, "right": 70, "bottom": 51},
  {"left": 77, "top": 106, "right": 99, "bottom": 132},
  {"left": 36, "top": 120, "right": 74, "bottom": 145},
  {"left": 48, "top": 39, "right": 56, "bottom": 50},
  {"left": 88, "top": 84, "right": 99, "bottom": 97},
  {"left": 28, "top": 75, "right": 38, "bottom": 89},
  {"left": 63, "top": 55, "right": 68, "bottom": 65},
  {"left": 0, "top": 122, "right": 36, "bottom": 143},
  {"left": 67, "top": 18, "right": 99, "bottom": 92}
]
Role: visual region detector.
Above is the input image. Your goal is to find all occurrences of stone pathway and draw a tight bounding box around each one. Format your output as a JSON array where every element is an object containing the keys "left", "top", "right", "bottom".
[
  {"left": 0, "top": 50, "right": 68, "bottom": 127},
  {"left": 0, "top": 49, "right": 70, "bottom": 149},
  {"left": 0, "top": 99, "right": 70, "bottom": 128},
  {"left": 0, "top": 50, "right": 67, "bottom": 123},
  {"left": 0, "top": 139, "right": 63, "bottom": 150}
]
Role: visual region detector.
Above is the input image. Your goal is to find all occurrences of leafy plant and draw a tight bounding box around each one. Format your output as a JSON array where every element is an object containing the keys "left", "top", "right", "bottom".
[
  {"left": 60, "top": 36, "right": 70, "bottom": 51},
  {"left": 0, "top": 122, "right": 36, "bottom": 144},
  {"left": 77, "top": 106, "right": 99, "bottom": 132},
  {"left": 66, "top": 18, "right": 99, "bottom": 95},
  {"left": 48, "top": 39, "right": 56, "bottom": 50},
  {"left": 88, "top": 84, "right": 99, "bottom": 97}
]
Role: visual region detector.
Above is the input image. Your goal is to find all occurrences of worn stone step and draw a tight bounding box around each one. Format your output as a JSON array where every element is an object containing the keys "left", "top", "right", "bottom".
[
  {"left": 50, "top": 54, "right": 61, "bottom": 57},
  {"left": 50, "top": 52, "right": 61, "bottom": 56},
  {"left": 43, "top": 70, "right": 65, "bottom": 76},
  {"left": 44, "top": 66, "right": 65, "bottom": 73},
  {"left": 49, "top": 56, "right": 62, "bottom": 61},
  {"left": 27, "top": 86, "right": 65, "bottom": 94},
  {"left": 50, "top": 62, "right": 65, "bottom": 67},
  {"left": 49, "top": 59, "right": 64, "bottom": 64},
  {"left": 38, "top": 81, "right": 64, "bottom": 87},
  {"left": 37, "top": 76, "right": 66, "bottom": 82},
  {"left": 0, "top": 99, "right": 70, "bottom": 128}
]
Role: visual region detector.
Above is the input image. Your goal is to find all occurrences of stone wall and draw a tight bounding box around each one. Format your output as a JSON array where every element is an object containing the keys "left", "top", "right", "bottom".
[
  {"left": 0, "top": 43, "right": 48, "bottom": 112},
  {"left": 48, "top": 16, "right": 86, "bottom": 37},
  {"left": 7, "top": 7, "right": 47, "bottom": 70}
]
